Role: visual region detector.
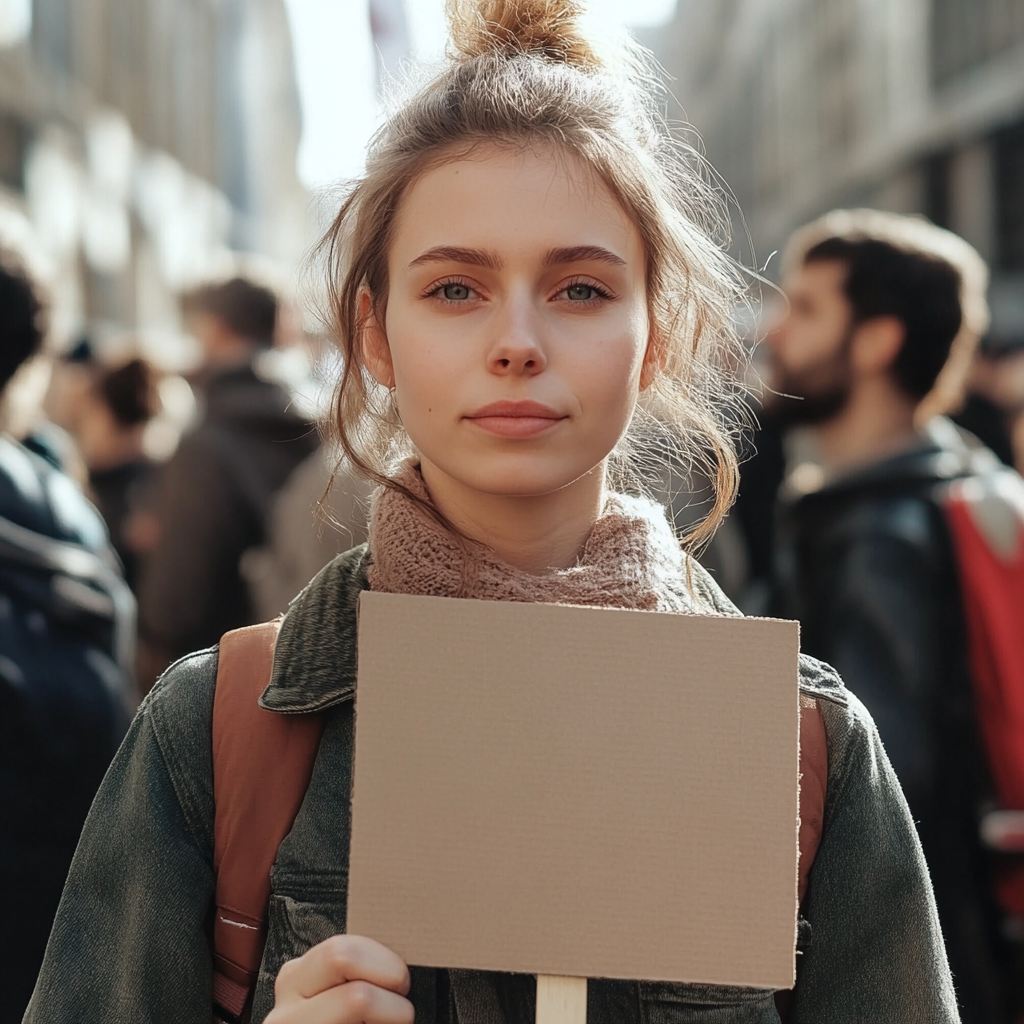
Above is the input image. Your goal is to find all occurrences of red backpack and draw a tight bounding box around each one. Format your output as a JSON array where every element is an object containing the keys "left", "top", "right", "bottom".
[
  {"left": 208, "top": 620, "right": 828, "bottom": 1022},
  {"left": 944, "top": 466, "right": 1024, "bottom": 914}
]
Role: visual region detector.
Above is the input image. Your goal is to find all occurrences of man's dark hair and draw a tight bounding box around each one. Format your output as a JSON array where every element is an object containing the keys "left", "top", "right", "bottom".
[
  {"left": 786, "top": 210, "right": 988, "bottom": 405},
  {"left": 0, "top": 250, "right": 45, "bottom": 393},
  {"left": 184, "top": 277, "right": 278, "bottom": 347},
  {"left": 803, "top": 235, "right": 962, "bottom": 399}
]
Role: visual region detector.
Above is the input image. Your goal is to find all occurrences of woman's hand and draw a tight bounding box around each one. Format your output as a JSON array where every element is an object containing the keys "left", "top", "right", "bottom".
[{"left": 265, "top": 934, "right": 414, "bottom": 1024}]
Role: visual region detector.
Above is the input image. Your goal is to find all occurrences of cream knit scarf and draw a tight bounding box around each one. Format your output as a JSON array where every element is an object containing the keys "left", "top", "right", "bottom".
[{"left": 367, "top": 460, "right": 692, "bottom": 612}]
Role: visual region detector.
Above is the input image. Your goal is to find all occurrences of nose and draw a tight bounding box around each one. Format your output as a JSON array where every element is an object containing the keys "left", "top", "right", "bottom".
[{"left": 487, "top": 297, "right": 548, "bottom": 377}]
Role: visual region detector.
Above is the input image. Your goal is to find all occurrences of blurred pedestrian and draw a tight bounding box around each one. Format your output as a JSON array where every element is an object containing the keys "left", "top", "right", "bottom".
[
  {"left": 41, "top": 336, "right": 100, "bottom": 450},
  {"left": 242, "top": 451, "right": 372, "bottom": 620},
  {"left": 75, "top": 357, "right": 160, "bottom": 590},
  {"left": 0, "top": 249, "right": 135, "bottom": 1024},
  {"left": 766, "top": 208, "right": 1019, "bottom": 1024},
  {"left": 965, "top": 344, "right": 1024, "bottom": 471},
  {"left": 135, "top": 277, "right": 318, "bottom": 688}
]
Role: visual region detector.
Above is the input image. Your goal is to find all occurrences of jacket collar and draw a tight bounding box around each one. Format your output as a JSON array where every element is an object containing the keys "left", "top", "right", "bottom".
[
  {"left": 785, "top": 417, "right": 995, "bottom": 503},
  {"left": 259, "top": 545, "right": 371, "bottom": 713}
]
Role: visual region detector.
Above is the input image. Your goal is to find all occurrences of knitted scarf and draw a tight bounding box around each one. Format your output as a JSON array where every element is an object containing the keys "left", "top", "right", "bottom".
[{"left": 367, "top": 460, "right": 692, "bottom": 612}]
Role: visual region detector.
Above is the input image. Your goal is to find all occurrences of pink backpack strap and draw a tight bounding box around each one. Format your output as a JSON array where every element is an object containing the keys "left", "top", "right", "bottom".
[
  {"left": 798, "top": 696, "right": 828, "bottom": 904},
  {"left": 776, "top": 698, "right": 828, "bottom": 1020},
  {"left": 211, "top": 620, "right": 326, "bottom": 1023}
]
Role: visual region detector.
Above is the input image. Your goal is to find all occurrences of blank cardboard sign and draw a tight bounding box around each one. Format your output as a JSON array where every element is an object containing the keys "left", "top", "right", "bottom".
[{"left": 348, "top": 591, "right": 800, "bottom": 990}]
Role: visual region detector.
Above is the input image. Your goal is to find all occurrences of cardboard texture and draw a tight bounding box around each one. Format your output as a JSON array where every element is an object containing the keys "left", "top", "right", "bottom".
[{"left": 348, "top": 591, "right": 800, "bottom": 990}]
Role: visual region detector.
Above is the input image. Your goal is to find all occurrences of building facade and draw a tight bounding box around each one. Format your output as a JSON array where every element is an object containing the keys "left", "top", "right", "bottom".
[
  {"left": 0, "top": 0, "right": 307, "bottom": 354},
  {"left": 647, "top": 0, "right": 1024, "bottom": 345}
]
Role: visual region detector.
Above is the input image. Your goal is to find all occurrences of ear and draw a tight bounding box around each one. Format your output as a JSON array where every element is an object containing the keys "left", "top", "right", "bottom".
[
  {"left": 639, "top": 328, "right": 665, "bottom": 391},
  {"left": 358, "top": 291, "right": 395, "bottom": 389},
  {"left": 852, "top": 315, "right": 905, "bottom": 376}
]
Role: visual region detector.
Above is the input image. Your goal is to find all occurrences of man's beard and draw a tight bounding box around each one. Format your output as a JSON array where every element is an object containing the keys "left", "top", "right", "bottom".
[{"left": 764, "top": 331, "right": 854, "bottom": 429}]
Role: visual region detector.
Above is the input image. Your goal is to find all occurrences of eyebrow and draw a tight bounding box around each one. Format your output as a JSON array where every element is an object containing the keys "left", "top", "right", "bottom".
[
  {"left": 543, "top": 245, "right": 626, "bottom": 268},
  {"left": 408, "top": 246, "right": 501, "bottom": 269},
  {"left": 408, "top": 244, "right": 627, "bottom": 270}
]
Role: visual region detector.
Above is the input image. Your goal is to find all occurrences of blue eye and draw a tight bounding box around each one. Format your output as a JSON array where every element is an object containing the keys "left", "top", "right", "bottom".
[
  {"left": 442, "top": 283, "right": 470, "bottom": 301},
  {"left": 566, "top": 283, "right": 597, "bottom": 301}
]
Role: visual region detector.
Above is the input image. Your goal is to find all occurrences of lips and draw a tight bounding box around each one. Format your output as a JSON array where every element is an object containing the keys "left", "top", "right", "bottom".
[{"left": 464, "top": 400, "right": 566, "bottom": 438}]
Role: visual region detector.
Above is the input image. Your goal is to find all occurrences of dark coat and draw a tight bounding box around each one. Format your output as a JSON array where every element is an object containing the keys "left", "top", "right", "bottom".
[
  {"left": 0, "top": 433, "right": 134, "bottom": 1024},
  {"left": 771, "top": 418, "right": 1015, "bottom": 1024},
  {"left": 89, "top": 458, "right": 154, "bottom": 591},
  {"left": 136, "top": 364, "right": 318, "bottom": 678}
]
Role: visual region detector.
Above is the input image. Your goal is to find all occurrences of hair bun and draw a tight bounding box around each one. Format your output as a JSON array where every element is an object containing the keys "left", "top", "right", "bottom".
[
  {"left": 446, "top": 0, "right": 602, "bottom": 70},
  {"left": 99, "top": 357, "right": 159, "bottom": 427}
]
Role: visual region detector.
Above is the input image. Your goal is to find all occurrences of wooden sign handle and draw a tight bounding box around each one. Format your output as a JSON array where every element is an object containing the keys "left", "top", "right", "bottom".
[{"left": 536, "top": 975, "right": 587, "bottom": 1024}]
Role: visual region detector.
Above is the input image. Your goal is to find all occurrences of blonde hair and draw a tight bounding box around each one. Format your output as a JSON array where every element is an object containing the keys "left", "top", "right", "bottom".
[{"left": 319, "top": 0, "right": 750, "bottom": 552}]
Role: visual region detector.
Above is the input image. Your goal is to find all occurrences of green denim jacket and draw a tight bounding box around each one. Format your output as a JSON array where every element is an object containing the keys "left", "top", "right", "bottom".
[{"left": 25, "top": 546, "right": 959, "bottom": 1024}]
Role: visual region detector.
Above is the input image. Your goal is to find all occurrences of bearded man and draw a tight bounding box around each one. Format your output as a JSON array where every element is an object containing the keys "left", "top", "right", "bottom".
[{"left": 766, "top": 209, "right": 1019, "bottom": 1024}]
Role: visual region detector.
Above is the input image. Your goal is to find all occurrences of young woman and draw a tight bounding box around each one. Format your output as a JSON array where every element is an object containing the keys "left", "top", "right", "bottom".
[
  {"left": 75, "top": 357, "right": 159, "bottom": 590},
  {"left": 26, "top": 2, "right": 957, "bottom": 1022}
]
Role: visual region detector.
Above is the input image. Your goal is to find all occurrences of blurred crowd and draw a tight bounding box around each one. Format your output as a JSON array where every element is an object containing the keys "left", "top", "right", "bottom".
[
  {"left": 0, "top": 258, "right": 369, "bottom": 1021},
  {"left": 3, "top": 205, "right": 1024, "bottom": 1022}
]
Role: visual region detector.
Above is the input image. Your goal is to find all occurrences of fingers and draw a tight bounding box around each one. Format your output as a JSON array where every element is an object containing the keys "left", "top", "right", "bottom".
[
  {"left": 274, "top": 934, "right": 411, "bottom": 1003},
  {"left": 283, "top": 980, "right": 415, "bottom": 1024}
]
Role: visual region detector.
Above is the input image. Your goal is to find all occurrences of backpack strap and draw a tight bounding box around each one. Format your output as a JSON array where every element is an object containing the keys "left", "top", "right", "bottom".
[
  {"left": 212, "top": 620, "right": 326, "bottom": 1023},
  {"left": 798, "top": 696, "right": 828, "bottom": 904},
  {"left": 776, "top": 697, "right": 828, "bottom": 1019}
]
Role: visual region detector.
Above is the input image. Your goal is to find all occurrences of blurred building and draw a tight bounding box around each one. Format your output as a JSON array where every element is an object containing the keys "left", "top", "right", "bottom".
[
  {"left": 648, "top": 0, "right": 1024, "bottom": 346},
  {"left": 0, "top": 0, "right": 308, "bottom": 356}
]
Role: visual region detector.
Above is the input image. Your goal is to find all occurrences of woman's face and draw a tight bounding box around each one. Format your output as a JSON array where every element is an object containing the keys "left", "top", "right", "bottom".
[{"left": 371, "top": 144, "right": 650, "bottom": 500}]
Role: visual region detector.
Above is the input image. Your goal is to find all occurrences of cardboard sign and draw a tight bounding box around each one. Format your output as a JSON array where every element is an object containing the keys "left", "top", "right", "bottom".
[{"left": 348, "top": 591, "right": 800, "bottom": 990}]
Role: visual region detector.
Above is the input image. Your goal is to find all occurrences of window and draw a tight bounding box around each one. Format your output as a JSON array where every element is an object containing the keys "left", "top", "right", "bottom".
[{"left": 931, "top": 0, "right": 1024, "bottom": 87}]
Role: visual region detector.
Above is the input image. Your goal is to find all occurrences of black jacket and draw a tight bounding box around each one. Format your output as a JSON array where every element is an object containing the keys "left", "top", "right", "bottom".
[
  {"left": 89, "top": 458, "right": 155, "bottom": 591},
  {"left": 137, "top": 363, "right": 318, "bottom": 677},
  {"left": 0, "top": 433, "right": 135, "bottom": 1024},
  {"left": 771, "top": 419, "right": 1014, "bottom": 1024}
]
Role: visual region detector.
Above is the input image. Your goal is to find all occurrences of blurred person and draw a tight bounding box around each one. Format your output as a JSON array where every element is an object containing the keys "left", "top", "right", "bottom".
[
  {"left": 0, "top": 250, "right": 135, "bottom": 1023},
  {"left": 75, "top": 357, "right": 160, "bottom": 590},
  {"left": 2, "top": 334, "right": 92, "bottom": 486},
  {"left": 733, "top": 346, "right": 1016, "bottom": 613},
  {"left": 41, "top": 336, "right": 96, "bottom": 423},
  {"left": 766, "top": 209, "right": 1020, "bottom": 1024},
  {"left": 966, "top": 345, "right": 1024, "bottom": 470},
  {"left": 136, "top": 277, "right": 318, "bottom": 687},
  {"left": 242, "top": 452, "right": 372, "bottom": 620}
]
